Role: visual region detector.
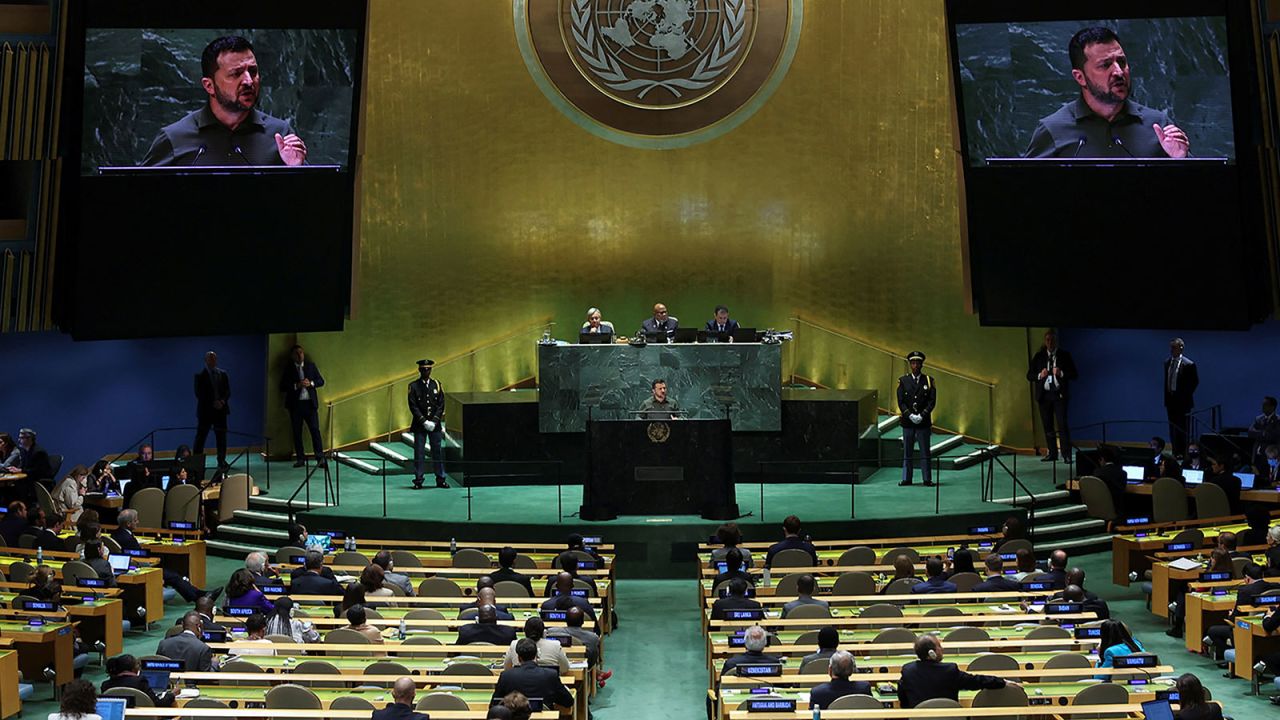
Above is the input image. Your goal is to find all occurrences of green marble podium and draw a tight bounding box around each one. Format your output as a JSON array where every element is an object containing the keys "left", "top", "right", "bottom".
[{"left": 538, "top": 342, "right": 782, "bottom": 433}]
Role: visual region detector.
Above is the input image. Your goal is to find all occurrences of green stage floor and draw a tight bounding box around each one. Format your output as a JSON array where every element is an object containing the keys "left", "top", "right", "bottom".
[{"left": 289, "top": 455, "right": 1066, "bottom": 526}]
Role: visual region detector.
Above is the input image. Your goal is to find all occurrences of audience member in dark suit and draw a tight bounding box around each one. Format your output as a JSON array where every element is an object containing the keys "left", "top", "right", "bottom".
[
  {"left": 193, "top": 351, "right": 232, "bottom": 471},
  {"left": 1206, "top": 563, "right": 1279, "bottom": 658},
  {"left": 1039, "top": 550, "right": 1069, "bottom": 588},
  {"left": 1204, "top": 456, "right": 1243, "bottom": 515},
  {"left": 15, "top": 428, "right": 53, "bottom": 485},
  {"left": 279, "top": 344, "right": 326, "bottom": 468},
  {"left": 113, "top": 509, "right": 207, "bottom": 602},
  {"left": 1094, "top": 446, "right": 1129, "bottom": 515},
  {"left": 155, "top": 611, "right": 214, "bottom": 672},
  {"left": 639, "top": 302, "right": 678, "bottom": 339},
  {"left": 1182, "top": 443, "right": 1209, "bottom": 473},
  {"left": 457, "top": 604, "right": 519, "bottom": 646},
  {"left": 371, "top": 677, "right": 431, "bottom": 720},
  {"left": 763, "top": 514, "right": 818, "bottom": 567},
  {"left": 809, "top": 650, "right": 872, "bottom": 711},
  {"left": 971, "top": 553, "right": 1020, "bottom": 594},
  {"left": 1049, "top": 569, "right": 1110, "bottom": 620},
  {"left": 1249, "top": 396, "right": 1280, "bottom": 471},
  {"left": 910, "top": 557, "right": 957, "bottom": 594},
  {"left": 897, "top": 635, "right": 1012, "bottom": 708},
  {"left": 1026, "top": 330, "right": 1078, "bottom": 462},
  {"left": 491, "top": 546, "right": 535, "bottom": 597},
  {"left": 1163, "top": 338, "right": 1199, "bottom": 458},
  {"left": 290, "top": 550, "right": 345, "bottom": 596},
  {"left": 704, "top": 305, "right": 741, "bottom": 336},
  {"left": 710, "top": 578, "right": 761, "bottom": 621},
  {"left": 101, "top": 653, "right": 174, "bottom": 707},
  {"left": 1256, "top": 445, "right": 1280, "bottom": 489},
  {"left": 720, "top": 625, "right": 783, "bottom": 676},
  {"left": 0, "top": 501, "right": 29, "bottom": 547},
  {"left": 541, "top": 572, "right": 597, "bottom": 622},
  {"left": 712, "top": 548, "right": 754, "bottom": 589},
  {"left": 123, "top": 444, "right": 159, "bottom": 506},
  {"left": 25, "top": 507, "right": 63, "bottom": 550},
  {"left": 492, "top": 638, "right": 574, "bottom": 710}
]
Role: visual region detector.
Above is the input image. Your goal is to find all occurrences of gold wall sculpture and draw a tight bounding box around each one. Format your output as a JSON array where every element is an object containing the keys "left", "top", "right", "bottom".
[{"left": 265, "top": 0, "right": 1043, "bottom": 451}]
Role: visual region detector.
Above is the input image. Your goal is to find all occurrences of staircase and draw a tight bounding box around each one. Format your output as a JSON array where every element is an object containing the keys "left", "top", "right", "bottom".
[
  {"left": 207, "top": 495, "right": 332, "bottom": 559},
  {"left": 333, "top": 431, "right": 463, "bottom": 477},
  {"left": 989, "top": 489, "right": 1112, "bottom": 556},
  {"left": 878, "top": 413, "right": 1112, "bottom": 556}
]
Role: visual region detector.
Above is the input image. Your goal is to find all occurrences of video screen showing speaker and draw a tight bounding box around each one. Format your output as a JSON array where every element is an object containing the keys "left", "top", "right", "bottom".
[
  {"left": 945, "top": 0, "right": 1269, "bottom": 330},
  {"left": 954, "top": 17, "right": 1233, "bottom": 164},
  {"left": 54, "top": 0, "right": 367, "bottom": 340}
]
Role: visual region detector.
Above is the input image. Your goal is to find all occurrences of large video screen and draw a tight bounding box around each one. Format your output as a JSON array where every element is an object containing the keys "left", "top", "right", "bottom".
[
  {"left": 81, "top": 28, "right": 358, "bottom": 174},
  {"left": 55, "top": 1, "right": 367, "bottom": 340},
  {"left": 945, "top": 0, "right": 1269, "bottom": 330},
  {"left": 955, "top": 17, "right": 1234, "bottom": 164}
]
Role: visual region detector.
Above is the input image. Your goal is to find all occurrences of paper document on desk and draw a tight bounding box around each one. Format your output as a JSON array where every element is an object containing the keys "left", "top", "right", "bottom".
[{"left": 1168, "top": 558, "right": 1202, "bottom": 571}]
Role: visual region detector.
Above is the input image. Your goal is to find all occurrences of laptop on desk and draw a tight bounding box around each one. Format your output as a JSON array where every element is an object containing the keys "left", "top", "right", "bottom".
[
  {"left": 96, "top": 698, "right": 128, "bottom": 719},
  {"left": 1235, "top": 471, "right": 1256, "bottom": 489},
  {"left": 1182, "top": 469, "right": 1204, "bottom": 485},
  {"left": 1122, "top": 465, "right": 1145, "bottom": 482},
  {"left": 107, "top": 554, "right": 131, "bottom": 575}
]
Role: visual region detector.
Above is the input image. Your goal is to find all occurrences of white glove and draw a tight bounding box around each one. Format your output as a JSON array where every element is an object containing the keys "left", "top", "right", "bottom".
[
  {"left": 909, "top": 413, "right": 923, "bottom": 424},
  {"left": 424, "top": 420, "right": 437, "bottom": 432}
]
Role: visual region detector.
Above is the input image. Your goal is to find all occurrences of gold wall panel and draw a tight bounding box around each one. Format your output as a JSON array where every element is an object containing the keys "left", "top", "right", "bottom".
[{"left": 266, "top": 0, "right": 1041, "bottom": 450}]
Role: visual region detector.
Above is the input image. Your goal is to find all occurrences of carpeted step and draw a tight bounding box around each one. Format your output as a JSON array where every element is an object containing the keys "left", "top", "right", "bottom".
[
  {"left": 249, "top": 495, "right": 331, "bottom": 511},
  {"left": 335, "top": 451, "right": 413, "bottom": 476},
  {"left": 947, "top": 444, "right": 1001, "bottom": 470},
  {"left": 206, "top": 538, "right": 275, "bottom": 559},
  {"left": 1034, "top": 517, "right": 1106, "bottom": 537},
  {"left": 231, "top": 509, "right": 292, "bottom": 530},
  {"left": 990, "top": 489, "right": 1071, "bottom": 507},
  {"left": 1033, "top": 503, "right": 1089, "bottom": 522}
]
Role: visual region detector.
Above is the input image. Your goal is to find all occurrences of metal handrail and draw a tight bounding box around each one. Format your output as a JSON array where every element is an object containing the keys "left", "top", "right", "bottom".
[
  {"left": 105, "top": 426, "right": 273, "bottom": 489},
  {"left": 788, "top": 317, "right": 998, "bottom": 443},
  {"left": 789, "top": 317, "right": 997, "bottom": 388}
]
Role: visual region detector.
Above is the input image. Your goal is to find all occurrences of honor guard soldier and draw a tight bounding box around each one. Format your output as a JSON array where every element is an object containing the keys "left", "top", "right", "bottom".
[
  {"left": 407, "top": 359, "right": 448, "bottom": 489},
  {"left": 898, "top": 351, "right": 937, "bottom": 487}
]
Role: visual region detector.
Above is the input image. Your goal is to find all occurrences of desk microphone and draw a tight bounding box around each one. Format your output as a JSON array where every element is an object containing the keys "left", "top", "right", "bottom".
[
  {"left": 1111, "top": 136, "right": 1135, "bottom": 157},
  {"left": 232, "top": 145, "right": 251, "bottom": 165},
  {"left": 1070, "top": 137, "right": 1086, "bottom": 157},
  {"left": 190, "top": 144, "right": 207, "bottom": 165}
]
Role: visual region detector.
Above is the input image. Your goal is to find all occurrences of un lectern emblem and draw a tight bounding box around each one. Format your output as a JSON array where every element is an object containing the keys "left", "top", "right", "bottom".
[
  {"left": 516, "top": 0, "right": 804, "bottom": 148},
  {"left": 647, "top": 422, "right": 671, "bottom": 443}
]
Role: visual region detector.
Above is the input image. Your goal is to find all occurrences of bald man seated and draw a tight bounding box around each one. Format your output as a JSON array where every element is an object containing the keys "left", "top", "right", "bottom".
[{"left": 372, "top": 676, "right": 430, "bottom": 720}]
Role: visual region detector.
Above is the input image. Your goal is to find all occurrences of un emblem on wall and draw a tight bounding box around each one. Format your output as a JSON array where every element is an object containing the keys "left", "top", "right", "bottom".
[{"left": 515, "top": 0, "right": 803, "bottom": 148}]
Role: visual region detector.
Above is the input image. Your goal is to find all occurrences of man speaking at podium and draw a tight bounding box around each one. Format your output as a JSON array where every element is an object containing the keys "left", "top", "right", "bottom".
[
  {"left": 141, "top": 35, "right": 308, "bottom": 167},
  {"left": 637, "top": 379, "right": 680, "bottom": 421},
  {"left": 1023, "top": 27, "right": 1189, "bottom": 159}
]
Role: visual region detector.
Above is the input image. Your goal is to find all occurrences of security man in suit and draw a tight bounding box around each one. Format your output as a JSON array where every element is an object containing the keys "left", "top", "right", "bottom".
[
  {"left": 193, "top": 351, "right": 231, "bottom": 472},
  {"left": 704, "top": 305, "right": 741, "bottom": 338},
  {"left": 1027, "top": 330, "right": 1078, "bottom": 462},
  {"left": 155, "top": 611, "right": 214, "bottom": 672},
  {"left": 407, "top": 358, "right": 447, "bottom": 489},
  {"left": 279, "top": 344, "right": 326, "bottom": 468},
  {"left": 1163, "top": 338, "right": 1199, "bottom": 458},
  {"left": 897, "top": 351, "right": 937, "bottom": 486},
  {"left": 1249, "top": 396, "right": 1280, "bottom": 470}
]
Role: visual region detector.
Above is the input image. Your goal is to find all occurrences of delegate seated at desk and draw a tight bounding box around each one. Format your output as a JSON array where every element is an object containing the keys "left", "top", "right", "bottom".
[
  {"left": 704, "top": 304, "right": 740, "bottom": 336},
  {"left": 640, "top": 302, "right": 678, "bottom": 340},
  {"left": 637, "top": 379, "right": 680, "bottom": 420},
  {"left": 581, "top": 307, "right": 614, "bottom": 337}
]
